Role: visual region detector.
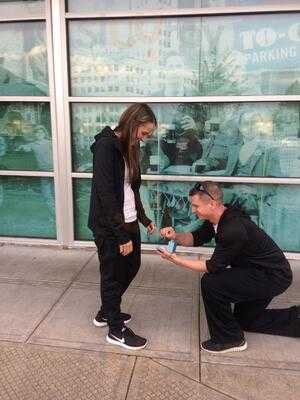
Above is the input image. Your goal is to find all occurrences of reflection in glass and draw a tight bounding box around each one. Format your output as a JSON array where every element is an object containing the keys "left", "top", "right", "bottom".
[
  {"left": 0, "top": 103, "right": 53, "bottom": 171},
  {"left": 71, "top": 102, "right": 300, "bottom": 178},
  {"left": 201, "top": 13, "right": 300, "bottom": 95},
  {"left": 222, "top": 183, "right": 300, "bottom": 252},
  {"left": 73, "top": 178, "right": 93, "bottom": 241},
  {"left": 67, "top": 0, "right": 299, "bottom": 13},
  {"left": 0, "top": 22, "right": 48, "bottom": 96},
  {"left": 0, "top": 176, "right": 56, "bottom": 238},
  {"left": 69, "top": 13, "right": 300, "bottom": 96},
  {"left": 71, "top": 103, "right": 128, "bottom": 172},
  {"left": 143, "top": 181, "right": 300, "bottom": 252},
  {"left": 73, "top": 178, "right": 300, "bottom": 252},
  {"left": 0, "top": 1, "right": 45, "bottom": 18}
]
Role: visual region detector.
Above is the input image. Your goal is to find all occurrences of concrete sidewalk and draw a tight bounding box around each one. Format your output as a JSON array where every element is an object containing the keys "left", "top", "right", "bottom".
[{"left": 0, "top": 244, "right": 299, "bottom": 399}]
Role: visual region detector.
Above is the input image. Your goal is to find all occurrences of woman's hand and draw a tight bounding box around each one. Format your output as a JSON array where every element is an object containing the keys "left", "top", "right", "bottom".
[
  {"left": 119, "top": 240, "right": 133, "bottom": 256},
  {"left": 160, "top": 226, "right": 176, "bottom": 240},
  {"left": 147, "top": 222, "right": 156, "bottom": 235}
]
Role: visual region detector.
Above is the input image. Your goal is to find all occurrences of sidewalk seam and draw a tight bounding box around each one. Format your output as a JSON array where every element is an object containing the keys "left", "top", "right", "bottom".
[
  {"left": 125, "top": 356, "right": 137, "bottom": 400},
  {"left": 151, "top": 358, "right": 200, "bottom": 384}
]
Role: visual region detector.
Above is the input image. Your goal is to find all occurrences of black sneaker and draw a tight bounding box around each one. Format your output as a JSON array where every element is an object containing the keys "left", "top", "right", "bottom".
[
  {"left": 93, "top": 311, "right": 131, "bottom": 328},
  {"left": 201, "top": 338, "right": 247, "bottom": 354},
  {"left": 106, "top": 326, "right": 147, "bottom": 350}
]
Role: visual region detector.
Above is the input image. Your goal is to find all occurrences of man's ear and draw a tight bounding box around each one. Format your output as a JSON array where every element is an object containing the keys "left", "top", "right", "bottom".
[{"left": 210, "top": 200, "right": 216, "bottom": 209}]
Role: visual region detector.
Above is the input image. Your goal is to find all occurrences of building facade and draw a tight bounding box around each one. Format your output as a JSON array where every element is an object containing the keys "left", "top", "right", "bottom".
[{"left": 0, "top": 0, "right": 300, "bottom": 256}]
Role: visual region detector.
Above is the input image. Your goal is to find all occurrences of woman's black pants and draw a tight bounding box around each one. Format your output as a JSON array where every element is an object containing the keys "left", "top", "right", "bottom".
[
  {"left": 201, "top": 266, "right": 296, "bottom": 344},
  {"left": 95, "top": 221, "right": 141, "bottom": 333}
]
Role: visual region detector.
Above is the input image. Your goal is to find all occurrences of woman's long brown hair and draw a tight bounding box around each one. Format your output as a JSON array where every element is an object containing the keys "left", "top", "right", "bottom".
[{"left": 115, "top": 103, "right": 157, "bottom": 183}]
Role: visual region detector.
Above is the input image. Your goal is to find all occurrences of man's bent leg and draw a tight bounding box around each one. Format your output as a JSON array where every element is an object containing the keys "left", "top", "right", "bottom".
[
  {"left": 201, "top": 272, "right": 245, "bottom": 344},
  {"left": 234, "top": 300, "right": 299, "bottom": 337}
]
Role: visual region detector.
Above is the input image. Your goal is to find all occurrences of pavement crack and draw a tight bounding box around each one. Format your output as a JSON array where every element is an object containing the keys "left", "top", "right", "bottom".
[{"left": 125, "top": 356, "right": 137, "bottom": 400}]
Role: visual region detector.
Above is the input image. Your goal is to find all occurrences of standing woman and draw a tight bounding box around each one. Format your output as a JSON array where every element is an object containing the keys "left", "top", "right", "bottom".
[{"left": 88, "top": 103, "right": 156, "bottom": 350}]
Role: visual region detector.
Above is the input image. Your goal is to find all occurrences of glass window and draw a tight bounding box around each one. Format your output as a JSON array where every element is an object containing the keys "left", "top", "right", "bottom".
[
  {"left": 0, "top": 1, "right": 45, "bottom": 19},
  {"left": 0, "top": 176, "right": 56, "bottom": 238},
  {"left": 71, "top": 103, "right": 128, "bottom": 172},
  {"left": 201, "top": 13, "right": 300, "bottom": 95},
  {"left": 0, "top": 22, "right": 48, "bottom": 96},
  {"left": 73, "top": 177, "right": 300, "bottom": 252},
  {"left": 73, "top": 178, "right": 93, "bottom": 241},
  {"left": 0, "top": 102, "right": 53, "bottom": 171},
  {"left": 68, "top": 13, "right": 300, "bottom": 96},
  {"left": 71, "top": 102, "right": 300, "bottom": 178},
  {"left": 143, "top": 181, "right": 300, "bottom": 252},
  {"left": 67, "top": 0, "right": 299, "bottom": 13}
]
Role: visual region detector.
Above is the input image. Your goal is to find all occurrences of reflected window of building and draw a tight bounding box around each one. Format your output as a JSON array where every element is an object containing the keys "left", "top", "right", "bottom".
[
  {"left": 0, "top": 22, "right": 48, "bottom": 96},
  {"left": 0, "top": 102, "right": 53, "bottom": 171}
]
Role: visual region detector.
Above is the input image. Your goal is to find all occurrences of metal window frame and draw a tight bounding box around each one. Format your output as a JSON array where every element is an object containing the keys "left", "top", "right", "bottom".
[
  {"left": 0, "top": 1, "right": 57, "bottom": 246},
  {"left": 0, "top": 0, "right": 300, "bottom": 258}
]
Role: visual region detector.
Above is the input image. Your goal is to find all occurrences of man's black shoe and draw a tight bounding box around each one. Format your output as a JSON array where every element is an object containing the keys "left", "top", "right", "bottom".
[
  {"left": 93, "top": 311, "right": 131, "bottom": 328},
  {"left": 106, "top": 326, "right": 147, "bottom": 350},
  {"left": 201, "top": 338, "right": 247, "bottom": 354}
]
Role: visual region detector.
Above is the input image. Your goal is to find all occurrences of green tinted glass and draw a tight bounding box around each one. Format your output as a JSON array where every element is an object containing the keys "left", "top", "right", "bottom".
[
  {"left": 71, "top": 103, "right": 128, "bottom": 172},
  {"left": 68, "top": 14, "right": 300, "bottom": 96},
  {"left": 0, "top": 176, "right": 56, "bottom": 238},
  {"left": 71, "top": 102, "right": 300, "bottom": 178},
  {"left": 0, "top": 22, "right": 48, "bottom": 96},
  {"left": 143, "top": 181, "right": 300, "bottom": 252},
  {"left": 73, "top": 177, "right": 300, "bottom": 252},
  {"left": 201, "top": 13, "right": 300, "bottom": 95},
  {"left": 73, "top": 178, "right": 93, "bottom": 241},
  {"left": 0, "top": 103, "right": 53, "bottom": 171},
  {"left": 0, "top": 1, "right": 45, "bottom": 18},
  {"left": 67, "top": 0, "right": 298, "bottom": 13}
]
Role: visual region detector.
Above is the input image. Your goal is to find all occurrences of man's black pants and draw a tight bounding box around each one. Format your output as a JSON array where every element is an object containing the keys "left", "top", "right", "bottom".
[
  {"left": 95, "top": 221, "right": 141, "bottom": 333},
  {"left": 201, "top": 266, "right": 296, "bottom": 344}
]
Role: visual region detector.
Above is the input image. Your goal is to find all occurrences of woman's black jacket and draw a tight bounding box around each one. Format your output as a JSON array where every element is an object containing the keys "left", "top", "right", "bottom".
[{"left": 88, "top": 126, "right": 151, "bottom": 245}]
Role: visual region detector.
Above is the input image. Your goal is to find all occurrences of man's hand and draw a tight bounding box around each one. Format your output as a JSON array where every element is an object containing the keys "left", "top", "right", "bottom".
[
  {"left": 160, "top": 226, "right": 176, "bottom": 240},
  {"left": 157, "top": 247, "right": 208, "bottom": 272},
  {"left": 119, "top": 240, "right": 133, "bottom": 256},
  {"left": 156, "top": 247, "right": 177, "bottom": 263}
]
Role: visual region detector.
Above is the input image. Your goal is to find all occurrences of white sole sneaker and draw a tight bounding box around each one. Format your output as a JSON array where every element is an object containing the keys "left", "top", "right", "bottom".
[
  {"left": 93, "top": 316, "right": 131, "bottom": 328},
  {"left": 106, "top": 334, "right": 147, "bottom": 350},
  {"left": 93, "top": 318, "right": 107, "bottom": 328},
  {"left": 201, "top": 341, "right": 247, "bottom": 354}
]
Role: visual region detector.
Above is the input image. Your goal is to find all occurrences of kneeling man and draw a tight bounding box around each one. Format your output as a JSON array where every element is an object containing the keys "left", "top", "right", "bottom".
[{"left": 158, "top": 181, "right": 299, "bottom": 354}]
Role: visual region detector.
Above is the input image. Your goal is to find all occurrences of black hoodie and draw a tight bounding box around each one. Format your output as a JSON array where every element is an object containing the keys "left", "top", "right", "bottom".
[
  {"left": 88, "top": 126, "right": 151, "bottom": 244},
  {"left": 192, "top": 205, "right": 292, "bottom": 277}
]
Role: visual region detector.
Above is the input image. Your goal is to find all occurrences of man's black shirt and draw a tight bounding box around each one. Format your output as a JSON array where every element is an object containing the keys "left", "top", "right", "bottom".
[{"left": 192, "top": 205, "right": 292, "bottom": 277}]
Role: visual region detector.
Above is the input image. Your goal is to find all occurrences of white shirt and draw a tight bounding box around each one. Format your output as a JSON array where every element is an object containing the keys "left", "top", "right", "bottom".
[
  {"left": 213, "top": 224, "right": 218, "bottom": 233},
  {"left": 123, "top": 160, "right": 137, "bottom": 223}
]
